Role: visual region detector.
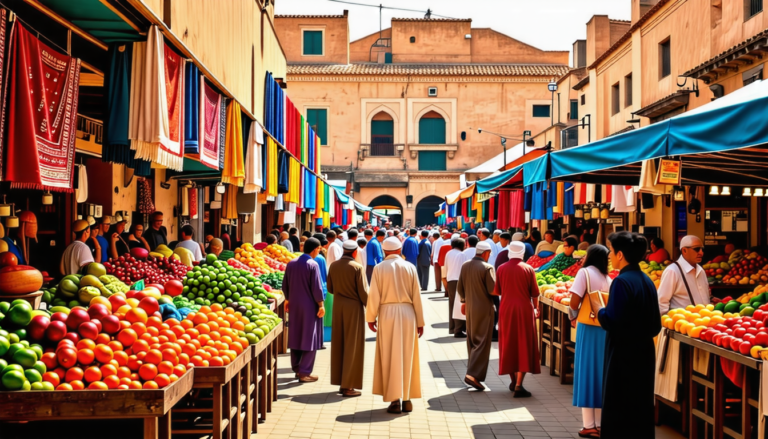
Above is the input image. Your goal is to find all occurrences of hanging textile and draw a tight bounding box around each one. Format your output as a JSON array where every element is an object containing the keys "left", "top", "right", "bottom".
[
  {"left": 286, "top": 157, "right": 301, "bottom": 204},
  {"left": 75, "top": 165, "right": 88, "bottom": 203},
  {"left": 222, "top": 184, "right": 238, "bottom": 219},
  {"left": 137, "top": 178, "right": 155, "bottom": 213},
  {"left": 4, "top": 22, "right": 80, "bottom": 191},
  {"left": 190, "top": 188, "right": 198, "bottom": 219},
  {"left": 181, "top": 186, "right": 189, "bottom": 216},
  {"left": 218, "top": 97, "right": 227, "bottom": 170},
  {"left": 129, "top": 27, "right": 184, "bottom": 171},
  {"left": 510, "top": 191, "right": 525, "bottom": 228},
  {"left": 563, "top": 183, "right": 575, "bottom": 215},
  {"left": 277, "top": 150, "right": 289, "bottom": 193},
  {"left": 198, "top": 82, "right": 222, "bottom": 169},
  {"left": 266, "top": 137, "right": 278, "bottom": 198},
  {"left": 102, "top": 43, "right": 152, "bottom": 177},
  {"left": 184, "top": 63, "right": 200, "bottom": 154},
  {"left": 221, "top": 101, "right": 245, "bottom": 186},
  {"left": 244, "top": 122, "right": 263, "bottom": 194}
]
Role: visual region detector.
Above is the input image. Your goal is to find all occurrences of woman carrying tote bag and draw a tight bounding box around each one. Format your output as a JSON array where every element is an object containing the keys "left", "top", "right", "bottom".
[{"left": 568, "top": 244, "right": 612, "bottom": 438}]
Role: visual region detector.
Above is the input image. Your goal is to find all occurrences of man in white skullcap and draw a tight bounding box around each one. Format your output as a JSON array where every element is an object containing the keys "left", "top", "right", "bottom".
[
  {"left": 367, "top": 236, "right": 424, "bottom": 414},
  {"left": 478, "top": 228, "right": 500, "bottom": 267},
  {"left": 657, "top": 235, "right": 710, "bottom": 315},
  {"left": 328, "top": 240, "right": 369, "bottom": 397},
  {"left": 457, "top": 240, "right": 496, "bottom": 390}
]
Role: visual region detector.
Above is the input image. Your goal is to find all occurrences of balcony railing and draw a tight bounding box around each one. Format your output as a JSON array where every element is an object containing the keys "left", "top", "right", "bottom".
[{"left": 370, "top": 135, "right": 396, "bottom": 156}]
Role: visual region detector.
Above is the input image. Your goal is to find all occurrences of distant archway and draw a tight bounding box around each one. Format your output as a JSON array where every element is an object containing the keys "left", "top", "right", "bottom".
[
  {"left": 369, "top": 195, "right": 403, "bottom": 228},
  {"left": 415, "top": 196, "right": 444, "bottom": 227}
]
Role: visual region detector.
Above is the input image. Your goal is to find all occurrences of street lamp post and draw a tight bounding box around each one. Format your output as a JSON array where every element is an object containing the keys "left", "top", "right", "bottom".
[
  {"left": 548, "top": 80, "right": 558, "bottom": 127},
  {"left": 477, "top": 128, "right": 535, "bottom": 169}
]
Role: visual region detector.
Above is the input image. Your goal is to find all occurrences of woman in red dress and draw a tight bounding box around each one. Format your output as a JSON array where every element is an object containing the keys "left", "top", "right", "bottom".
[{"left": 493, "top": 241, "right": 541, "bottom": 397}]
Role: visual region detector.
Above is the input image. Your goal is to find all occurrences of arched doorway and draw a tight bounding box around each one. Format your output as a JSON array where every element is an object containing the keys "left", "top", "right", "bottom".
[
  {"left": 369, "top": 195, "right": 403, "bottom": 228},
  {"left": 415, "top": 196, "right": 444, "bottom": 227}
]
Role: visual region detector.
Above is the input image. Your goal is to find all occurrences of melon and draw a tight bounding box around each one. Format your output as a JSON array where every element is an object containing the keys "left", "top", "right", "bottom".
[{"left": 0, "top": 265, "right": 44, "bottom": 295}]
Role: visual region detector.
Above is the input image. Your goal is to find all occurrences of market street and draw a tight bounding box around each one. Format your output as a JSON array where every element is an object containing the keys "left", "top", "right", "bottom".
[{"left": 260, "top": 274, "right": 684, "bottom": 439}]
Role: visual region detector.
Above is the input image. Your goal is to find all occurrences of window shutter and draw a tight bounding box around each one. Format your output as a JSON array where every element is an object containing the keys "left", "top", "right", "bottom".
[
  {"left": 418, "top": 151, "right": 446, "bottom": 171},
  {"left": 418, "top": 118, "right": 446, "bottom": 144}
]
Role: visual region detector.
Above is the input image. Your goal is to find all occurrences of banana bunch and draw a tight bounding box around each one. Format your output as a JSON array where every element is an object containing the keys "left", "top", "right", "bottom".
[{"left": 729, "top": 249, "right": 744, "bottom": 265}]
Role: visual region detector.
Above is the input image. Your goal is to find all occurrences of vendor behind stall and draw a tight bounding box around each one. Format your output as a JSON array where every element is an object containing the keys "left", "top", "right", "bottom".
[
  {"left": 535, "top": 230, "right": 562, "bottom": 255},
  {"left": 96, "top": 217, "right": 110, "bottom": 262},
  {"left": 647, "top": 238, "right": 671, "bottom": 264},
  {"left": 144, "top": 211, "right": 168, "bottom": 250},
  {"left": 61, "top": 220, "right": 94, "bottom": 275},
  {"left": 657, "top": 235, "right": 709, "bottom": 314}
]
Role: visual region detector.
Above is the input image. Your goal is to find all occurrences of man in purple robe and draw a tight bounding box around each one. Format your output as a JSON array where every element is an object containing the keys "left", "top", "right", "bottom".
[{"left": 283, "top": 237, "right": 326, "bottom": 382}]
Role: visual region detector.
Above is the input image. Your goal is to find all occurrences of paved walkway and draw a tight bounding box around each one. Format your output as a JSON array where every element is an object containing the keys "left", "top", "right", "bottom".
[{"left": 258, "top": 272, "right": 684, "bottom": 439}]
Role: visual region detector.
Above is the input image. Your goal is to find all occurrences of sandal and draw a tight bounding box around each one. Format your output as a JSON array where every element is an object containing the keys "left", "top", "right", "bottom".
[
  {"left": 464, "top": 376, "right": 484, "bottom": 391},
  {"left": 387, "top": 400, "right": 402, "bottom": 414},
  {"left": 512, "top": 386, "right": 532, "bottom": 398},
  {"left": 402, "top": 400, "right": 413, "bottom": 412},
  {"left": 578, "top": 427, "right": 599, "bottom": 438}
]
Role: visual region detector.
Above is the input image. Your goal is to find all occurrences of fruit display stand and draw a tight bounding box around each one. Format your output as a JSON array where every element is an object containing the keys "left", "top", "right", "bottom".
[
  {"left": 250, "top": 321, "right": 283, "bottom": 433},
  {"left": 665, "top": 331, "right": 761, "bottom": 439},
  {"left": 0, "top": 368, "right": 194, "bottom": 439},
  {"left": 538, "top": 296, "right": 575, "bottom": 385},
  {"left": 170, "top": 348, "right": 253, "bottom": 439}
]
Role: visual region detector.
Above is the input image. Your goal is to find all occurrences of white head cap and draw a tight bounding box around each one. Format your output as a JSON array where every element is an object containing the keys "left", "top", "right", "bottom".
[
  {"left": 512, "top": 232, "right": 524, "bottom": 242},
  {"left": 342, "top": 240, "right": 358, "bottom": 251},
  {"left": 451, "top": 233, "right": 461, "bottom": 242},
  {"left": 679, "top": 235, "right": 702, "bottom": 249},
  {"left": 476, "top": 241, "right": 492, "bottom": 255},
  {"left": 382, "top": 236, "right": 402, "bottom": 251},
  {"left": 493, "top": 229, "right": 502, "bottom": 235},
  {"left": 508, "top": 242, "right": 526, "bottom": 260}
]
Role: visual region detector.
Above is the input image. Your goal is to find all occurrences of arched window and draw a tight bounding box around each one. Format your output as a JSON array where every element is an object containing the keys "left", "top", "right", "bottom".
[
  {"left": 370, "top": 112, "right": 394, "bottom": 156},
  {"left": 418, "top": 111, "right": 446, "bottom": 171}
]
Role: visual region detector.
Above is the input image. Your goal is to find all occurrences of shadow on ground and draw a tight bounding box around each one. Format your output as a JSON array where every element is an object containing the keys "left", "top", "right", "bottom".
[
  {"left": 428, "top": 336, "right": 465, "bottom": 344},
  {"left": 336, "top": 409, "right": 408, "bottom": 423},
  {"left": 431, "top": 322, "right": 449, "bottom": 329},
  {"left": 284, "top": 391, "right": 344, "bottom": 405}
]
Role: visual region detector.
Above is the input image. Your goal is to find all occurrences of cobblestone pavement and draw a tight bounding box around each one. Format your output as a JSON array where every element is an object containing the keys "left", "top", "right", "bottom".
[{"left": 258, "top": 272, "right": 684, "bottom": 439}]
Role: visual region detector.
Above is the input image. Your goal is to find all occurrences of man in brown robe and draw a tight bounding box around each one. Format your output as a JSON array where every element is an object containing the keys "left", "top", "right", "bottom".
[
  {"left": 457, "top": 241, "right": 496, "bottom": 391},
  {"left": 328, "top": 240, "right": 369, "bottom": 397}
]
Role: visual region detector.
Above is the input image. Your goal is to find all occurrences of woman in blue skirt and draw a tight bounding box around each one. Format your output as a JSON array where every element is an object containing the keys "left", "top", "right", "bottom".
[{"left": 568, "top": 245, "right": 611, "bottom": 438}]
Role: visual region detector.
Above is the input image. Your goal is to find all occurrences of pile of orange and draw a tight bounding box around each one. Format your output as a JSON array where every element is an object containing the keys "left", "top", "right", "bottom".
[{"left": 40, "top": 304, "right": 250, "bottom": 391}]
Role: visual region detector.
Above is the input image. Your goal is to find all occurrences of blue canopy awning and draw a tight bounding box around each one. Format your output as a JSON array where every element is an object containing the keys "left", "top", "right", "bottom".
[
  {"left": 353, "top": 199, "right": 372, "bottom": 212},
  {"left": 476, "top": 166, "right": 523, "bottom": 193},
  {"left": 527, "top": 79, "right": 768, "bottom": 186}
]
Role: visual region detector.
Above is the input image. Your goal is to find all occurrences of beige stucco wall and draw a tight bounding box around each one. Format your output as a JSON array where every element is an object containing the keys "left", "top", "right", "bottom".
[
  {"left": 390, "top": 20, "right": 472, "bottom": 63},
  {"left": 350, "top": 28, "right": 392, "bottom": 63},
  {"left": 469, "top": 29, "right": 569, "bottom": 64},
  {"left": 274, "top": 15, "right": 349, "bottom": 64}
]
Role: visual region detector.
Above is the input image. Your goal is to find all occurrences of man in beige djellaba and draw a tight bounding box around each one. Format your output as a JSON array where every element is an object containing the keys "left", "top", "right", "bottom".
[{"left": 366, "top": 236, "right": 425, "bottom": 414}]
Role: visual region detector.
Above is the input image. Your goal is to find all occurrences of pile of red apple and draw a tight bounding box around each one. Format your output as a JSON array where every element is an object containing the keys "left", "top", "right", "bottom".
[
  {"left": 103, "top": 255, "right": 190, "bottom": 285},
  {"left": 696, "top": 308, "right": 768, "bottom": 357}
]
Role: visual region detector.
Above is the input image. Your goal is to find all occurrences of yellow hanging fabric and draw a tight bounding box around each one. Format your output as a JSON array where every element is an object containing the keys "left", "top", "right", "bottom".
[
  {"left": 221, "top": 101, "right": 245, "bottom": 187},
  {"left": 554, "top": 182, "right": 565, "bottom": 214},
  {"left": 286, "top": 158, "right": 300, "bottom": 204},
  {"left": 266, "top": 137, "right": 278, "bottom": 198},
  {"left": 222, "top": 184, "right": 238, "bottom": 219},
  {"left": 323, "top": 211, "right": 330, "bottom": 227},
  {"left": 315, "top": 179, "right": 325, "bottom": 220}
]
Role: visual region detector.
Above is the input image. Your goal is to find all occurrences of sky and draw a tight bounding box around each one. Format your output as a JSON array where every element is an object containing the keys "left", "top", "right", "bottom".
[{"left": 275, "top": 0, "right": 632, "bottom": 57}]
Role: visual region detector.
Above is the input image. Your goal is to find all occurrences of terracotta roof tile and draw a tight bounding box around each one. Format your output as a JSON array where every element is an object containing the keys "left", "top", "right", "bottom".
[
  {"left": 391, "top": 18, "right": 471, "bottom": 22},
  {"left": 287, "top": 63, "right": 569, "bottom": 77},
  {"left": 683, "top": 28, "right": 768, "bottom": 78},
  {"left": 275, "top": 14, "right": 346, "bottom": 19}
]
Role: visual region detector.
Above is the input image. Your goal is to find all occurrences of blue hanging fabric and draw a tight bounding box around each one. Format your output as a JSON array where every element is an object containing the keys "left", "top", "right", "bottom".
[
  {"left": 184, "top": 63, "right": 200, "bottom": 154},
  {"left": 563, "top": 183, "right": 575, "bottom": 215},
  {"left": 530, "top": 182, "right": 546, "bottom": 220}
]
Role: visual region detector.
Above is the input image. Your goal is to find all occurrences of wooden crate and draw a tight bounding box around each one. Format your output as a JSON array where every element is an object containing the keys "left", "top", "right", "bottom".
[
  {"left": 0, "top": 368, "right": 194, "bottom": 439},
  {"left": 667, "top": 331, "right": 762, "bottom": 439},
  {"left": 170, "top": 347, "right": 253, "bottom": 439},
  {"left": 250, "top": 322, "right": 283, "bottom": 434},
  {"left": 538, "top": 297, "right": 574, "bottom": 385}
]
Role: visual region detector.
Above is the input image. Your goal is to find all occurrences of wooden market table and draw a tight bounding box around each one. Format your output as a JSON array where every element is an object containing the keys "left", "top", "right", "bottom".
[
  {"left": 0, "top": 367, "right": 194, "bottom": 439},
  {"left": 250, "top": 321, "right": 283, "bottom": 433},
  {"left": 666, "top": 331, "right": 761, "bottom": 439},
  {"left": 538, "top": 296, "right": 575, "bottom": 384},
  {"left": 274, "top": 294, "right": 287, "bottom": 354},
  {"left": 170, "top": 347, "right": 253, "bottom": 439}
]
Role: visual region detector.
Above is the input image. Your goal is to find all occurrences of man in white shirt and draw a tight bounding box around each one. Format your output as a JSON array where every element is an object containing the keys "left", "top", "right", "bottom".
[
  {"left": 326, "top": 230, "right": 344, "bottom": 267},
  {"left": 478, "top": 228, "right": 499, "bottom": 267},
  {"left": 658, "top": 235, "right": 710, "bottom": 314},
  {"left": 431, "top": 230, "right": 449, "bottom": 293},
  {"left": 462, "top": 235, "right": 479, "bottom": 261},
  {"left": 60, "top": 220, "right": 94, "bottom": 275},
  {"left": 445, "top": 237, "right": 468, "bottom": 338},
  {"left": 176, "top": 225, "right": 204, "bottom": 262},
  {"left": 535, "top": 230, "right": 563, "bottom": 255}
]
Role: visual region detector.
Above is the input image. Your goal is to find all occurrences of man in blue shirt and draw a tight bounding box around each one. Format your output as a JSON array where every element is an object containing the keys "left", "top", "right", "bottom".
[
  {"left": 96, "top": 217, "right": 110, "bottom": 263},
  {"left": 364, "top": 229, "right": 384, "bottom": 284},
  {"left": 402, "top": 228, "right": 419, "bottom": 267},
  {"left": 417, "top": 230, "right": 432, "bottom": 291}
]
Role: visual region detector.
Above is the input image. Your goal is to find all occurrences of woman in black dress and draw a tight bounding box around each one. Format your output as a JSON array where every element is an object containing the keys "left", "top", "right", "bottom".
[{"left": 590, "top": 232, "right": 661, "bottom": 439}]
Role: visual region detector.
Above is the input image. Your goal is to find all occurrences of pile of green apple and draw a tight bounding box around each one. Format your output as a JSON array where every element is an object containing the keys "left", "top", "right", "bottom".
[{"left": 0, "top": 300, "right": 51, "bottom": 391}]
